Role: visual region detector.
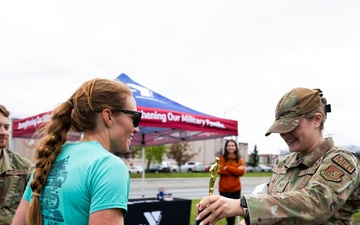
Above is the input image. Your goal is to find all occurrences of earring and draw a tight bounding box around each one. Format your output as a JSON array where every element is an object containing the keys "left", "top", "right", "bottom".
[{"left": 315, "top": 124, "right": 319, "bottom": 128}]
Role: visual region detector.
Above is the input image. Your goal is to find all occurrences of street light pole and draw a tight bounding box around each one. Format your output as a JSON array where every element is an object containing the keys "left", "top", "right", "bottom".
[
  {"left": 223, "top": 96, "right": 259, "bottom": 118},
  {"left": 222, "top": 97, "right": 259, "bottom": 151}
]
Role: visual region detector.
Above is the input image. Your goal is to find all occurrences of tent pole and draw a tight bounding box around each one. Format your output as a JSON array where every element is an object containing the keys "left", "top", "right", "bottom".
[{"left": 141, "top": 134, "right": 145, "bottom": 198}]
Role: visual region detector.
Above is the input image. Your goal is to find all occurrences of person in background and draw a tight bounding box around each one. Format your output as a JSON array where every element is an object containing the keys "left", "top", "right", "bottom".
[
  {"left": 196, "top": 87, "right": 360, "bottom": 225},
  {"left": 218, "top": 139, "right": 245, "bottom": 225},
  {"left": 11, "top": 78, "right": 142, "bottom": 225},
  {"left": 0, "top": 105, "right": 34, "bottom": 225}
]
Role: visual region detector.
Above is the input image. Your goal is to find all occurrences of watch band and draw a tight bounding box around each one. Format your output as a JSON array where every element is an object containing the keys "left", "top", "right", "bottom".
[{"left": 240, "top": 196, "right": 249, "bottom": 223}]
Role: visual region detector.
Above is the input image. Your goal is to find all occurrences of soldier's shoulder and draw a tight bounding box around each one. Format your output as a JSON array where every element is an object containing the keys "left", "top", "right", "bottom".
[
  {"left": 326, "top": 145, "right": 357, "bottom": 161},
  {"left": 6, "top": 149, "right": 33, "bottom": 166},
  {"left": 6, "top": 148, "right": 25, "bottom": 157},
  {"left": 324, "top": 146, "right": 358, "bottom": 174},
  {"left": 5, "top": 148, "right": 19, "bottom": 154}
]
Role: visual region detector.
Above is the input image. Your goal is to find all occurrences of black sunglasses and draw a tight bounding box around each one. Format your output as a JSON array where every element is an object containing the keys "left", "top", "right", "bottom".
[{"left": 113, "top": 108, "right": 142, "bottom": 127}]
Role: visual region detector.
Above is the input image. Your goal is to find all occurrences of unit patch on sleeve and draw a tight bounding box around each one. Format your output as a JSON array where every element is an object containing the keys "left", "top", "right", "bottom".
[
  {"left": 332, "top": 154, "right": 355, "bottom": 174},
  {"left": 320, "top": 165, "right": 345, "bottom": 182}
]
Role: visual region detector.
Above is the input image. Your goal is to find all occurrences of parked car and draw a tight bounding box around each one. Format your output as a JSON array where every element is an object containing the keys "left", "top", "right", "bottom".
[
  {"left": 194, "top": 162, "right": 206, "bottom": 172},
  {"left": 160, "top": 161, "right": 179, "bottom": 173},
  {"left": 146, "top": 164, "right": 162, "bottom": 173},
  {"left": 180, "top": 162, "right": 205, "bottom": 173},
  {"left": 128, "top": 165, "right": 144, "bottom": 174},
  {"left": 257, "top": 164, "right": 272, "bottom": 172},
  {"left": 245, "top": 166, "right": 255, "bottom": 172},
  {"left": 246, "top": 164, "right": 272, "bottom": 172},
  {"left": 205, "top": 162, "right": 215, "bottom": 172}
]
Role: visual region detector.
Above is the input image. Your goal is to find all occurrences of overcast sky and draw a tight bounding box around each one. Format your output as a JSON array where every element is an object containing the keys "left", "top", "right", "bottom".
[{"left": 1, "top": 0, "right": 360, "bottom": 154}]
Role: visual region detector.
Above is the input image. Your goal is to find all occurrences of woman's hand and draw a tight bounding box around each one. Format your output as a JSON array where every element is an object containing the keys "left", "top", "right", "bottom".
[{"left": 196, "top": 195, "right": 242, "bottom": 225}]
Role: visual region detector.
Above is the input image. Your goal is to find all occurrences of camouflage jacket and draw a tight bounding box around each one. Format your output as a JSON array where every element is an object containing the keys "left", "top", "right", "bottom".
[
  {"left": 245, "top": 138, "right": 360, "bottom": 225},
  {"left": 0, "top": 148, "right": 34, "bottom": 225}
]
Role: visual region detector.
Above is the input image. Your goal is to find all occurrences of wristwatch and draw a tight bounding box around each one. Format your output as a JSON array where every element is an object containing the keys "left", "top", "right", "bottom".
[
  {"left": 240, "top": 196, "right": 249, "bottom": 223},
  {"left": 240, "top": 196, "right": 248, "bottom": 214}
]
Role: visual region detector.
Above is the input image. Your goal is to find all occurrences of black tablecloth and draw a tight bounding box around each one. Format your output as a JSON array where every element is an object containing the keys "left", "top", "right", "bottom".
[{"left": 125, "top": 197, "right": 192, "bottom": 225}]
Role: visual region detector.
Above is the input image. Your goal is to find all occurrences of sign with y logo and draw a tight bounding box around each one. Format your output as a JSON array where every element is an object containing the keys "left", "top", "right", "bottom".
[{"left": 143, "top": 211, "right": 162, "bottom": 225}]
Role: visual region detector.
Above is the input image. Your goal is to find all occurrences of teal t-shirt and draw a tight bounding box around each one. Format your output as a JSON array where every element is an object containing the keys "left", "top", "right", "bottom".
[{"left": 23, "top": 141, "right": 130, "bottom": 225}]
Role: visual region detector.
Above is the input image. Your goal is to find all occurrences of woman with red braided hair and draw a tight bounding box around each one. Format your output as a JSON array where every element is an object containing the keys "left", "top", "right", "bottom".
[{"left": 12, "top": 78, "right": 142, "bottom": 225}]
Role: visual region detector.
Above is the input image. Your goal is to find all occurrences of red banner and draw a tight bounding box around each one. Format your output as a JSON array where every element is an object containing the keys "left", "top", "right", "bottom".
[
  {"left": 12, "top": 111, "right": 52, "bottom": 138},
  {"left": 137, "top": 106, "right": 238, "bottom": 135}
]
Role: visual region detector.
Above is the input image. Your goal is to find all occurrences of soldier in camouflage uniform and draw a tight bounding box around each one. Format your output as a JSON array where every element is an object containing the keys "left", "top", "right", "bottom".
[
  {"left": 0, "top": 105, "right": 34, "bottom": 225},
  {"left": 196, "top": 87, "right": 360, "bottom": 225}
]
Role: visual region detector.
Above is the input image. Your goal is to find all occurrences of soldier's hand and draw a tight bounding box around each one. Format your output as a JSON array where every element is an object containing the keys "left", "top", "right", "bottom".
[{"left": 196, "top": 195, "right": 242, "bottom": 225}]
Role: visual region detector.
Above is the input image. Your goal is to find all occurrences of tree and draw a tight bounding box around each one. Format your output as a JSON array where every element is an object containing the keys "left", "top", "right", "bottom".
[
  {"left": 116, "top": 145, "right": 167, "bottom": 169},
  {"left": 248, "top": 144, "right": 259, "bottom": 166},
  {"left": 129, "top": 146, "right": 142, "bottom": 158},
  {"left": 167, "top": 142, "right": 197, "bottom": 168},
  {"left": 144, "top": 145, "right": 167, "bottom": 169}
]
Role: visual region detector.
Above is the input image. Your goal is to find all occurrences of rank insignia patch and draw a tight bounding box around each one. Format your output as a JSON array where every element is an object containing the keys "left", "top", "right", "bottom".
[
  {"left": 320, "top": 165, "right": 344, "bottom": 182},
  {"left": 332, "top": 154, "right": 355, "bottom": 174}
]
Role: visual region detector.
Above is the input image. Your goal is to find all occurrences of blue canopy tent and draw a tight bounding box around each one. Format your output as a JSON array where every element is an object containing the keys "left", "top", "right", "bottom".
[
  {"left": 116, "top": 73, "right": 238, "bottom": 146},
  {"left": 115, "top": 73, "right": 238, "bottom": 196}
]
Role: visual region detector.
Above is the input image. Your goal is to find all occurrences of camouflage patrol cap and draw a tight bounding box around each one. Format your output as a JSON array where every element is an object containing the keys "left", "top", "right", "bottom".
[{"left": 265, "top": 87, "right": 322, "bottom": 136}]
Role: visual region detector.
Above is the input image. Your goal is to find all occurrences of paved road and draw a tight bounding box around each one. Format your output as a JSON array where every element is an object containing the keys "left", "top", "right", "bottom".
[{"left": 129, "top": 177, "right": 270, "bottom": 199}]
